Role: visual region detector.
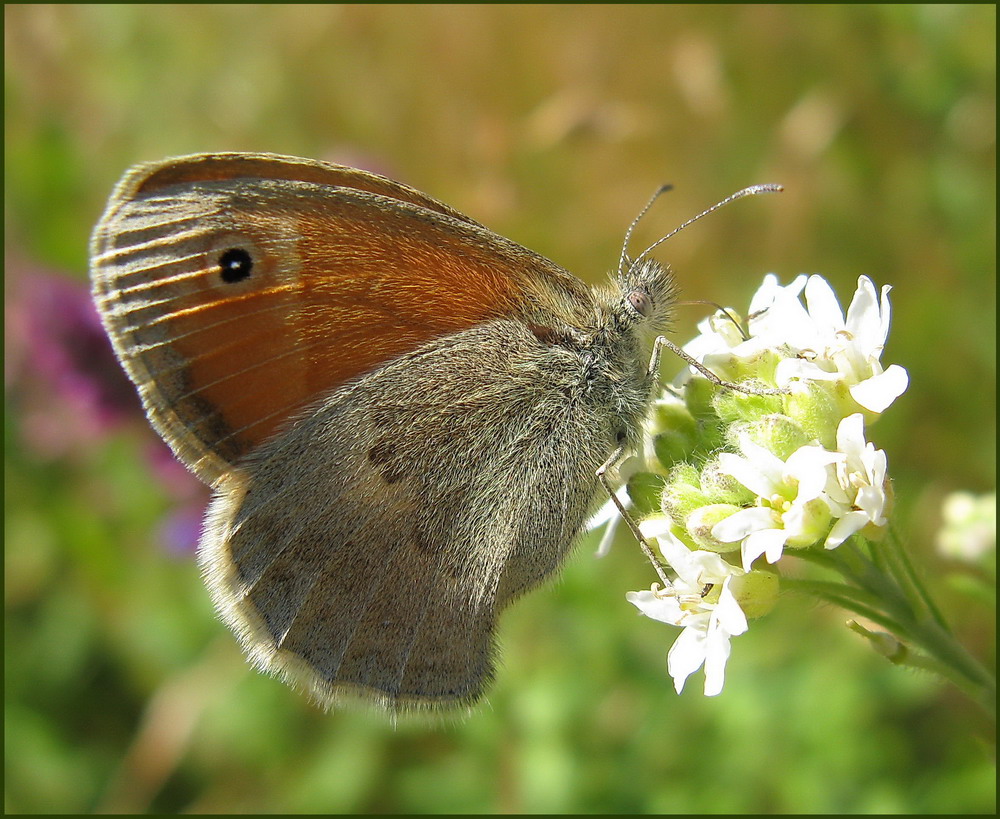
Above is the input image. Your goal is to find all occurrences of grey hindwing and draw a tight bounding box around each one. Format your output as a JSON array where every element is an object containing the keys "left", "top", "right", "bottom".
[{"left": 204, "top": 319, "right": 618, "bottom": 707}]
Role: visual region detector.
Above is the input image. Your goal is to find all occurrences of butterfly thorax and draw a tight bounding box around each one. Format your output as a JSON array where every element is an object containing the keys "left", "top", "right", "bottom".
[{"left": 549, "top": 257, "right": 677, "bottom": 450}]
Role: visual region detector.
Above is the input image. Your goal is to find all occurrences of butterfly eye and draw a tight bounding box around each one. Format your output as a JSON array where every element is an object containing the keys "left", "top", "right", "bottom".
[
  {"left": 218, "top": 247, "right": 254, "bottom": 283},
  {"left": 628, "top": 289, "right": 652, "bottom": 317}
]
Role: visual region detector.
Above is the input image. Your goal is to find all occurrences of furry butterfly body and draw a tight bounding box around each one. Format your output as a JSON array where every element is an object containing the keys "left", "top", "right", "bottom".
[{"left": 91, "top": 153, "right": 675, "bottom": 710}]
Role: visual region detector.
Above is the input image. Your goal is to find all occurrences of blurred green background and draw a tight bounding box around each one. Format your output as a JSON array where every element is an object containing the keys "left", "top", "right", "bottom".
[{"left": 5, "top": 4, "right": 995, "bottom": 814}]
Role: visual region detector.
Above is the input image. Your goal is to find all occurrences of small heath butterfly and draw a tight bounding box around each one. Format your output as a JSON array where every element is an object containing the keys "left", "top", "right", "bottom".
[{"left": 90, "top": 152, "right": 778, "bottom": 711}]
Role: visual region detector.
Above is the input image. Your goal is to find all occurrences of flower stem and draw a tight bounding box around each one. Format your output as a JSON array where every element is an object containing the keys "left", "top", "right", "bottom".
[
  {"left": 781, "top": 577, "right": 902, "bottom": 633},
  {"left": 886, "top": 522, "right": 951, "bottom": 632},
  {"left": 793, "top": 537, "right": 995, "bottom": 718}
]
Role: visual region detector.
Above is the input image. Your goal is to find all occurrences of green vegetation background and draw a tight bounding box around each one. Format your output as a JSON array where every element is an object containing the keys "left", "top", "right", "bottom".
[{"left": 5, "top": 5, "right": 994, "bottom": 814}]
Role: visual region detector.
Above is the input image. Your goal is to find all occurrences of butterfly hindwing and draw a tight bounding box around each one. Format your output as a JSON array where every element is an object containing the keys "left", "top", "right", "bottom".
[{"left": 200, "top": 320, "right": 616, "bottom": 709}]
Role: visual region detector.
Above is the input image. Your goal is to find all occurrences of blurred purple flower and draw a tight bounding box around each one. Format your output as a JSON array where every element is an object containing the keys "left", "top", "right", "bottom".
[
  {"left": 6, "top": 264, "right": 140, "bottom": 450},
  {"left": 6, "top": 260, "right": 208, "bottom": 555},
  {"left": 157, "top": 503, "right": 207, "bottom": 559}
]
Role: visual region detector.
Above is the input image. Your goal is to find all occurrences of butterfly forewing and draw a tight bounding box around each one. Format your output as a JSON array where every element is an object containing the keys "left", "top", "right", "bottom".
[{"left": 91, "top": 154, "right": 592, "bottom": 485}]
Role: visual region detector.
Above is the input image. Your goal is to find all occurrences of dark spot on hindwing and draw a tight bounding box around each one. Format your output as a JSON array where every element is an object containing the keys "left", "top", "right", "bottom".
[
  {"left": 367, "top": 439, "right": 407, "bottom": 484},
  {"left": 411, "top": 523, "right": 437, "bottom": 554}
]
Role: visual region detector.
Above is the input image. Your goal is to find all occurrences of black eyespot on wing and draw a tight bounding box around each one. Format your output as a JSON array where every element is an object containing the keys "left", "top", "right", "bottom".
[{"left": 219, "top": 247, "right": 254, "bottom": 283}]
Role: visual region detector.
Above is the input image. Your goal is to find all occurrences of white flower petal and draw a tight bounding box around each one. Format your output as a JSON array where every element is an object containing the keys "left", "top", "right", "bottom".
[
  {"left": 748, "top": 273, "right": 807, "bottom": 316},
  {"left": 586, "top": 494, "right": 619, "bottom": 530},
  {"left": 702, "top": 582, "right": 747, "bottom": 696},
  {"left": 849, "top": 364, "right": 909, "bottom": 413},
  {"left": 717, "top": 453, "right": 773, "bottom": 499},
  {"left": 715, "top": 579, "right": 749, "bottom": 636},
  {"left": 784, "top": 446, "right": 841, "bottom": 501},
  {"left": 667, "top": 622, "right": 709, "bottom": 694},
  {"left": 686, "top": 550, "right": 739, "bottom": 585},
  {"left": 781, "top": 502, "right": 816, "bottom": 542},
  {"left": 702, "top": 631, "right": 732, "bottom": 697},
  {"left": 845, "top": 276, "right": 883, "bottom": 351},
  {"left": 742, "top": 527, "right": 789, "bottom": 570},
  {"left": 638, "top": 515, "right": 673, "bottom": 542},
  {"left": 836, "top": 413, "right": 866, "bottom": 457},
  {"left": 869, "top": 447, "right": 887, "bottom": 485},
  {"left": 593, "top": 512, "right": 620, "bottom": 558},
  {"left": 877, "top": 284, "right": 893, "bottom": 349},
  {"left": 712, "top": 507, "right": 777, "bottom": 543},
  {"left": 657, "top": 533, "right": 707, "bottom": 585},
  {"left": 825, "top": 511, "right": 869, "bottom": 547},
  {"left": 775, "top": 357, "right": 841, "bottom": 385},
  {"left": 723, "top": 437, "right": 787, "bottom": 495},
  {"left": 762, "top": 528, "right": 790, "bottom": 564},
  {"left": 627, "top": 589, "right": 683, "bottom": 625},
  {"left": 587, "top": 491, "right": 628, "bottom": 557},
  {"left": 856, "top": 485, "right": 887, "bottom": 523},
  {"left": 804, "top": 274, "right": 845, "bottom": 334},
  {"left": 757, "top": 296, "right": 816, "bottom": 349}
]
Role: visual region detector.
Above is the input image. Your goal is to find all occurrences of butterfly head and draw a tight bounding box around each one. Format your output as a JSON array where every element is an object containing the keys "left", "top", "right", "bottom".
[{"left": 611, "top": 255, "right": 677, "bottom": 341}]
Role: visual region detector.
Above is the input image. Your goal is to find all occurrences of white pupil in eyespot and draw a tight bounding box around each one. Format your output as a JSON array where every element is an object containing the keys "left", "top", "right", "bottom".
[{"left": 219, "top": 248, "right": 253, "bottom": 283}]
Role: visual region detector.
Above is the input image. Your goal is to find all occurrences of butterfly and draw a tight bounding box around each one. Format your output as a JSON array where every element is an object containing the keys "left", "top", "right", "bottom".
[{"left": 91, "top": 152, "right": 778, "bottom": 711}]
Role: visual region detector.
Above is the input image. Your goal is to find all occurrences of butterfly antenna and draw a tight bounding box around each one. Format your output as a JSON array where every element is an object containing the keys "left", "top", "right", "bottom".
[
  {"left": 634, "top": 184, "right": 783, "bottom": 266},
  {"left": 618, "top": 183, "right": 673, "bottom": 277},
  {"left": 677, "top": 299, "right": 751, "bottom": 341}
]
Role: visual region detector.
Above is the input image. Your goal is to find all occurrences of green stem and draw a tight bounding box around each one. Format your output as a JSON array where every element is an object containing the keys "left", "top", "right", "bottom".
[
  {"left": 887, "top": 522, "right": 951, "bottom": 632},
  {"left": 898, "top": 615, "right": 995, "bottom": 711},
  {"left": 781, "top": 576, "right": 884, "bottom": 613},
  {"left": 794, "top": 537, "right": 995, "bottom": 718},
  {"left": 830, "top": 542, "right": 913, "bottom": 621},
  {"left": 781, "top": 578, "right": 903, "bottom": 633}
]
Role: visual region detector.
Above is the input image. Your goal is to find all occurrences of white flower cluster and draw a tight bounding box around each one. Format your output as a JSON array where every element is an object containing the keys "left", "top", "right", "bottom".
[
  {"left": 622, "top": 275, "right": 908, "bottom": 696},
  {"left": 682, "top": 274, "right": 909, "bottom": 415}
]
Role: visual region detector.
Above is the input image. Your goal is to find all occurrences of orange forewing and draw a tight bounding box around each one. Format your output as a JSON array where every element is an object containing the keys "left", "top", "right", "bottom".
[{"left": 92, "top": 154, "right": 591, "bottom": 484}]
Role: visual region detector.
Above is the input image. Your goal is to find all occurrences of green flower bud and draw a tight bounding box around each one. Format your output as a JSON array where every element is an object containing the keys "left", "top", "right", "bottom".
[
  {"left": 661, "top": 463, "right": 710, "bottom": 521},
  {"left": 699, "top": 458, "right": 754, "bottom": 505},
  {"left": 684, "top": 376, "right": 721, "bottom": 421},
  {"left": 646, "top": 399, "right": 699, "bottom": 471},
  {"left": 713, "top": 385, "right": 783, "bottom": 426},
  {"left": 626, "top": 472, "right": 668, "bottom": 516},
  {"left": 732, "top": 347, "right": 783, "bottom": 385},
  {"left": 686, "top": 504, "right": 744, "bottom": 552},
  {"left": 731, "top": 414, "right": 811, "bottom": 461},
  {"left": 784, "top": 496, "right": 833, "bottom": 548},
  {"left": 652, "top": 429, "right": 698, "bottom": 470},
  {"left": 727, "top": 570, "right": 780, "bottom": 619},
  {"left": 784, "top": 381, "right": 844, "bottom": 449},
  {"left": 647, "top": 399, "right": 697, "bottom": 437},
  {"left": 848, "top": 620, "right": 908, "bottom": 663}
]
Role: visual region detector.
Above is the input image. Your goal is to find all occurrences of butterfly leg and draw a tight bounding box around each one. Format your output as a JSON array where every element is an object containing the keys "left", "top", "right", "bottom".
[
  {"left": 649, "top": 334, "right": 786, "bottom": 396},
  {"left": 596, "top": 446, "right": 670, "bottom": 587}
]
